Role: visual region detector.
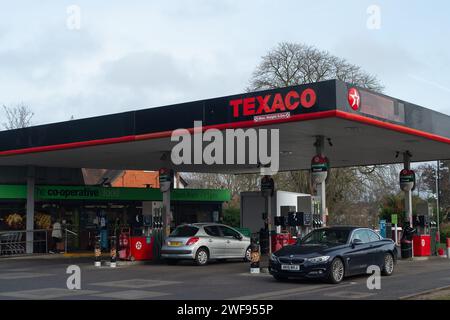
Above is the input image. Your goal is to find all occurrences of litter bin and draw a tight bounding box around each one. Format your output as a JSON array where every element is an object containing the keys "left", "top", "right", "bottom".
[
  {"left": 250, "top": 233, "right": 260, "bottom": 273},
  {"left": 400, "top": 224, "right": 416, "bottom": 259},
  {"left": 400, "top": 239, "right": 413, "bottom": 259}
]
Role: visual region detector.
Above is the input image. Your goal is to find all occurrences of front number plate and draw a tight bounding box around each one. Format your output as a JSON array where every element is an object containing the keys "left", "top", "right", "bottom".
[{"left": 281, "top": 264, "right": 300, "bottom": 271}]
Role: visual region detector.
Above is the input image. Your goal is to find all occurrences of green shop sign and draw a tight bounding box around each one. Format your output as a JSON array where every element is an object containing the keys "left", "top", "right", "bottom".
[{"left": 0, "top": 185, "right": 230, "bottom": 202}]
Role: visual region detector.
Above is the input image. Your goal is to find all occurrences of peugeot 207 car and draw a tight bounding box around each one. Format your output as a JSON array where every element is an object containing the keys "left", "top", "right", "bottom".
[
  {"left": 269, "top": 226, "right": 397, "bottom": 283},
  {"left": 161, "top": 223, "right": 251, "bottom": 265}
]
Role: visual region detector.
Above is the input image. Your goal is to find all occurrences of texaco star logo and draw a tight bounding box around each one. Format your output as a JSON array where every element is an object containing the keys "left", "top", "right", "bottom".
[
  {"left": 135, "top": 241, "right": 142, "bottom": 250},
  {"left": 348, "top": 88, "right": 361, "bottom": 111}
]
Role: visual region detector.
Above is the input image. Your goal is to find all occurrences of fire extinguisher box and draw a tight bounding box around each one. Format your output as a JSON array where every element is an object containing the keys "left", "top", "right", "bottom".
[
  {"left": 413, "top": 235, "right": 431, "bottom": 257},
  {"left": 130, "top": 236, "right": 154, "bottom": 261}
]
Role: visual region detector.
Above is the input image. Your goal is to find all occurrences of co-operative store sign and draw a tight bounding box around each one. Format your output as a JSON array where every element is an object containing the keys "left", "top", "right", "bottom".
[
  {"left": 12, "top": 185, "right": 231, "bottom": 202},
  {"left": 37, "top": 186, "right": 122, "bottom": 200}
]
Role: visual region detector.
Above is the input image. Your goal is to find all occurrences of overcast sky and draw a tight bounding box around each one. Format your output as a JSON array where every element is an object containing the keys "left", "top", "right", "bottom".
[{"left": 0, "top": 0, "right": 449, "bottom": 126}]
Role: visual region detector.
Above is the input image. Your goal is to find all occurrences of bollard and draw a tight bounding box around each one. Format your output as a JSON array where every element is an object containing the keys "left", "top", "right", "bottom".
[
  {"left": 447, "top": 238, "right": 450, "bottom": 259},
  {"left": 250, "top": 243, "right": 261, "bottom": 274},
  {"left": 110, "top": 236, "right": 117, "bottom": 268},
  {"left": 94, "top": 235, "right": 101, "bottom": 267}
]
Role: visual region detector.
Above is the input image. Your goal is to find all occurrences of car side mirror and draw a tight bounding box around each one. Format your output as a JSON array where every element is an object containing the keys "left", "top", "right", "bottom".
[
  {"left": 235, "top": 234, "right": 243, "bottom": 240},
  {"left": 352, "top": 238, "right": 363, "bottom": 247}
]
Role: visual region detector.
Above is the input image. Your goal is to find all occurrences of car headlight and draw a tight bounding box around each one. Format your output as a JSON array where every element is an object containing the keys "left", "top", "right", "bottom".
[
  {"left": 307, "top": 256, "right": 330, "bottom": 263},
  {"left": 270, "top": 253, "right": 279, "bottom": 262}
]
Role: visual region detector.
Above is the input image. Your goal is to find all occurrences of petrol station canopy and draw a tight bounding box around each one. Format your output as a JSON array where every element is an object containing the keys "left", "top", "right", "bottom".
[{"left": 0, "top": 79, "right": 449, "bottom": 173}]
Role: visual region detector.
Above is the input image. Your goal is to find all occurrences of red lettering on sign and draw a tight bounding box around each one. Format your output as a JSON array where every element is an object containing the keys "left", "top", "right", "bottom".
[
  {"left": 229, "top": 88, "right": 317, "bottom": 118},
  {"left": 243, "top": 97, "right": 256, "bottom": 116},
  {"left": 271, "top": 93, "right": 285, "bottom": 112},
  {"left": 230, "top": 99, "right": 243, "bottom": 117},
  {"left": 285, "top": 90, "right": 300, "bottom": 110},
  {"left": 301, "top": 88, "right": 316, "bottom": 108},
  {"left": 256, "top": 95, "right": 271, "bottom": 114}
]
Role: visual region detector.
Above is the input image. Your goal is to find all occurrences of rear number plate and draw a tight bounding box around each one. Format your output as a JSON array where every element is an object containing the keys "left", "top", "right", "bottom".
[
  {"left": 168, "top": 241, "right": 182, "bottom": 247},
  {"left": 281, "top": 264, "right": 300, "bottom": 271}
]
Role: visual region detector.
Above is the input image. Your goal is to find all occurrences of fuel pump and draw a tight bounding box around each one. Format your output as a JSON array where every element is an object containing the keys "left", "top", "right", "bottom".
[
  {"left": 118, "top": 227, "right": 130, "bottom": 260},
  {"left": 260, "top": 175, "right": 275, "bottom": 256},
  {"left": 152, "top": 203, "right": 164, "bottom": 260}
]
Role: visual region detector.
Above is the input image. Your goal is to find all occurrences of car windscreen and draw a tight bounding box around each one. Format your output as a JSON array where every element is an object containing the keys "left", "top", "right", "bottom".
[
  {"left": 170, "top": 226, "right": 199, "bottom": 237},
  {"left": 301, "top": 229, "right": 350, "bottom": 246}
]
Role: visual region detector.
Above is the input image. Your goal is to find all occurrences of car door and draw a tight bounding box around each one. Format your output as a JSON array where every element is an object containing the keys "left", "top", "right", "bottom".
[
  {"left": 203, "top": 225, "right": 226, "bottom": 258},
  {"left": 218, "top": 226, "right": 245, "bottom": 258},
  {"left": 346, "top": 229, "right": 372, "bottom": 275},
  {"left": 366, "top": 229, "right": 385, "bottom": 267}
]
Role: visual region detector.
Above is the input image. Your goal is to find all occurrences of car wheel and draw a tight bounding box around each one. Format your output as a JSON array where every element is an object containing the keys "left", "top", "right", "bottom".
[
  {"left": 244, "top": 246, "right": 252, "bottom": 262},
  {"left": 195, "top": 248, "right": 209, "bottom": 266},
  {"left": 166, "top": 259, "right": 178, "bottom": 265},
  {"left": 381, "top": 253, "right": 394, "bottom": 276},
  {"left": 327, "top": 258, "right": 345, "bottom": 284},
  {"left": 273, "top": 275, "right": 288, "bottom": 282}
]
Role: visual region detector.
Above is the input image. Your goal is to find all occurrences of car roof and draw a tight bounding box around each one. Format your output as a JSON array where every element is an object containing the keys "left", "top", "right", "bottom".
[
  {"left": 316, "top": 226, "right": 362, "bottom": 231},
  {"left": 180, "top": 223, "right": 226, "bottom": 227}
]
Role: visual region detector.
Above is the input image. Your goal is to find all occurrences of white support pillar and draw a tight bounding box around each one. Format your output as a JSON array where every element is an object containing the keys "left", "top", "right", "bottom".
[
  {"left": 26, "top": 166, "right": 35, "bottom": 254},
  {"left": 315, "top": 136, "right": 327, "bottom": 226},
  {"left": 403, "top": 152, "right": 413, "bottom": 228}
]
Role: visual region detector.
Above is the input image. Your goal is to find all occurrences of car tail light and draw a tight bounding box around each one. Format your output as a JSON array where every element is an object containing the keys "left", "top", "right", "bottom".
[{"left": 186, "top": 237, "right": 200, "bottom": 246}]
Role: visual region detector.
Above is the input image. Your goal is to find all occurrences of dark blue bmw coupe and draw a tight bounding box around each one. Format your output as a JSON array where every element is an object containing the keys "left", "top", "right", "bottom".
[{"left": 269, "top": 226, "right": 397, "bottom": 283}]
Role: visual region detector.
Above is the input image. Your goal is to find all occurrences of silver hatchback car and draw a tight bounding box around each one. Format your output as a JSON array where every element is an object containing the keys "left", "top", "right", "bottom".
[{"left": 161, "top": 223, "right": 251, "bottom": 265}]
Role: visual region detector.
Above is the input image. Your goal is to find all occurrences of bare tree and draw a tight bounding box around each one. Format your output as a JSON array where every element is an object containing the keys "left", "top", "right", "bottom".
[
  {"left": 243, "top": 42, "right": 394, "bottom": 223},
  {"left": 248, "top": 42, "right": 384, "bottom": 92},
  {"left": 186, "top": 172, "right": 259, "bottom": 200},
  {"left": 2, "top": 103, "right": 34, "bottom": 129}
]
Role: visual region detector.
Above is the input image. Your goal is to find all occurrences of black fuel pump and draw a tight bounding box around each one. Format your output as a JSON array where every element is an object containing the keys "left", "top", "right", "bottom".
[{"left": 400, "top": 222, "right": 416, "bottom": 259}]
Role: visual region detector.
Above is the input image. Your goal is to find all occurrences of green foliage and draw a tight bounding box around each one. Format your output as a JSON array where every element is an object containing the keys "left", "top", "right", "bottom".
[
  {"left": 379, "top": 194, "right": 406, "bottom": 223},
  {"left": 440, "top": 224, "right": 450, "bottom": 243},
  {"left": 222, "top": 206, "right": 240, "bottom": 228},
  {"left": 378, "top": 193, "right": 426, "bottom": 225}
]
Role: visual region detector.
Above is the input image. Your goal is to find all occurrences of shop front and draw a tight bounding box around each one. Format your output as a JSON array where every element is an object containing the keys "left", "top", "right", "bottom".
[{"left": 0, "top": 185, "right": 230, "bottom": 253}]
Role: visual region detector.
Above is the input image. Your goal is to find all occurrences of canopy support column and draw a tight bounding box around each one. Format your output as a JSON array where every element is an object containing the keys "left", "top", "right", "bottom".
[
  {"left": 403, "top": 151, "right": 413, "bottom": 228},
  {"left": 26, "top": 166, "right": 35, "bottom": 254},
  {"left": 315, "top": 136, "right": 327, "bottom": 226}
]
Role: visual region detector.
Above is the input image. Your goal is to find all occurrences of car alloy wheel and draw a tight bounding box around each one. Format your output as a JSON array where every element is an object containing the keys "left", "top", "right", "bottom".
[
  {"left": 382, "top": 253, "right": 394, "bottom": 276},
  {"left": 329, "top": 258, "right": 344, "bottom": 284},
  {"left": 245, "top": 247, "right": 252, "bottom": 262},
  {"left": 196, "top": 248, "right": 209, "bottom": 266}
]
